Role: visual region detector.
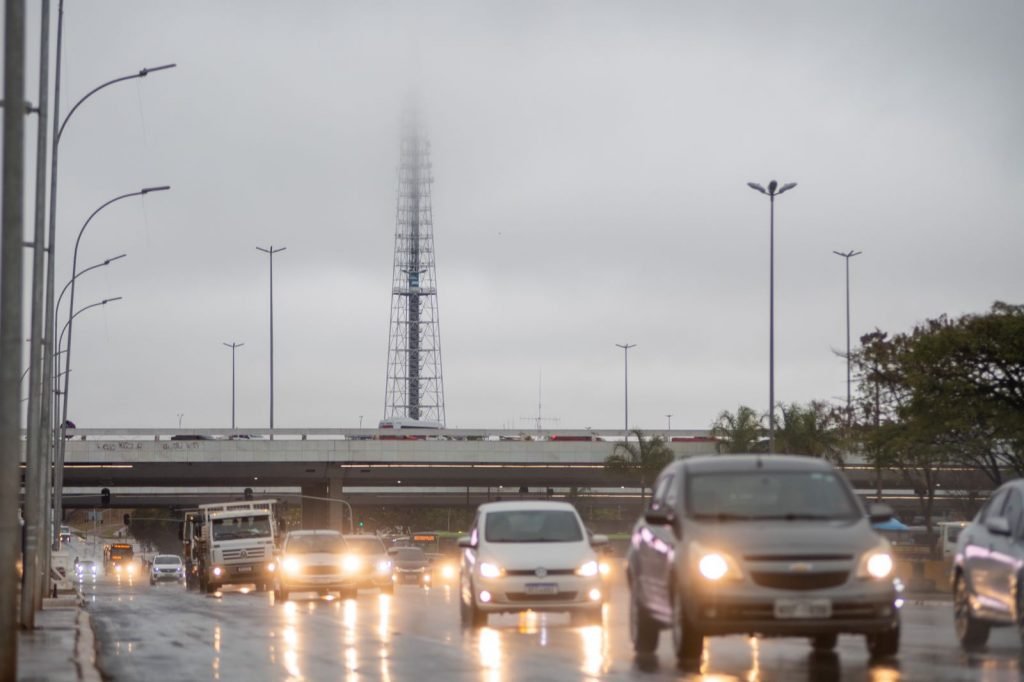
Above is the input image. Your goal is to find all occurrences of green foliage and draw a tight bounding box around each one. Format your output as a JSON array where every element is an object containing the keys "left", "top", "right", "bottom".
[
  {"left": 710, "top": 405, "right": 764, "bottom": 453},
  {"left": 773, "top": 401, "right": 845, "bottom": 462},
  {"left": 850, "top": 303, "right": 1024, "bottom": 530},
  {"left": 603, "top": 429, "right": 676, "bottom": 501}
]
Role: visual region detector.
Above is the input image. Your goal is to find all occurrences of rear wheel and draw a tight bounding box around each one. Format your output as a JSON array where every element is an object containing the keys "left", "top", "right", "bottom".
[
  {"left": 954, "top": 574, "right": 990, "bottom": 648},
  {"left": 671, "top": 588, "right": 703, "bottom": 662},
  {"left": 811, "top": 633, "right": 838, "bottom": 652},
  {"left": 629, "top": 584, "right": 660, "bottom": 654}
]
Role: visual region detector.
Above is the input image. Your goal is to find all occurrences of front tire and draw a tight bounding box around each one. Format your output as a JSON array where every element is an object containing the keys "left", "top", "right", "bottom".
[
  {"left": 812, "top": 633, "right": 838, "bottom": 652},
  {"left": 866, "top": 624, "right": 900, "bottom": 659},
  {"left": 629, "top": 584, "right": 660, "bottom": 654},
  {"left": 954, "top": 574, "right": 990, "bottom": 648},
  {"left": 460, "top": 588, "right": 487, "bottom": 628},
  {"left": 671, "top": 588, "right": 703, "bottom": 662}
]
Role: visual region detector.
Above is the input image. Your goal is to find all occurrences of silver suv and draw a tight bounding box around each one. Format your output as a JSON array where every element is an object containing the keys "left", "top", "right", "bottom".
[{"left": 627, "top": 455, "right": 902, "bottom": 664}]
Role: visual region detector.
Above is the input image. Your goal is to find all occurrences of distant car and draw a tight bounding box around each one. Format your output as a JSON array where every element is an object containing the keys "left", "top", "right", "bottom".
[
  {"left": 276, "top": 530, "right": 355, "bottom": 600},
  {"left": 458, "top": 500, "right": 607, "bottom": 628},
  {"left": 170, "top": 434, "right": 214, "bottom": 441},
  {"left": 75, "top": 560, "right": 99, "bottom": 581},
  {"left": 952, "top": 479, "right": 1024, "bottom": 649},
  {"left": 149, "top": 555, "right": 185, "bottom": 585},
  {"left": 627, "top": 455, "right": 902, "bottom": 664},
  {"left": 341, "top": 535, "right": 394, "bottom": 594},
  {"left": 428, "top": 552, "right": 459, "bottom": 583},
  {"left": 390, "top": 547, "right": 431, "bottom": 585}
]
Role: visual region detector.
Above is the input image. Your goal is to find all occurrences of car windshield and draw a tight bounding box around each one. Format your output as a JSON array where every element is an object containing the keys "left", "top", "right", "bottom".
[
  {"left": 393, "top": 548, "right": 426, "bottom": 561},
  {"left": 154, "top": 556, "right": 180, "bottom": 565},
  {"left": 286, "top": 535, "right": 347, "bottom": 554},
  {"left": 484, "top": 510, "right": 584, "bottom": 543},
  {"left": 686, "top": 471, "right": 861, "bottom": 521},
  {"left": 212, "top": 515, "right": 272, "bottom": 540},
  {"left": 78, "top": 561, "right": 95, "bottom": 568},
  {"left": 344, "top": 537, "right": 386, "bottom": 554}
]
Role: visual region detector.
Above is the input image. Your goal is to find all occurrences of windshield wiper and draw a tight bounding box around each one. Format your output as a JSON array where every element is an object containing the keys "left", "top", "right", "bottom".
[{"left": 758, "top": 513, "right": 845, "bottom": 521}]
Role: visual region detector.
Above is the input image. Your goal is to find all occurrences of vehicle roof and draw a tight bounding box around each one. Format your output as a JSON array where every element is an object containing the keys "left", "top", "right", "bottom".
[
  {"left": 680, "top": 454, "right": 837, "bottom": 474},
  {"left": 342, "top": 534, "right": 385, "bottom": 540},
  {"left": 154, "top": 554, "right": 181, "bottom": 559},
  {"left": 477, "top": 500, "right": 579, "bottom": 513},
  {"left": 286, "top": 529, "right": 343, "bottom": 537}
]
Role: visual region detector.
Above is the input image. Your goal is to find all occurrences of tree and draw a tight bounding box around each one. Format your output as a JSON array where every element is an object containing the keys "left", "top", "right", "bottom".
[
  {"left": 603, "top": 429, "right": 676, "bottom": 503},
  {"left": 710, "top": 405, "right": 764, "bottom": 454},
  {"left": 772, "top": 401, "right": 845, "bottom": 463}
]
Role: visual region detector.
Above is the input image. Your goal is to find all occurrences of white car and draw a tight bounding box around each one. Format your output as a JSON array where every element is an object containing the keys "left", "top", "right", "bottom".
[
  {"left": 149, "top": 555, "right": 185, "bottom": 584},
  {"left": 458, "top": 500, "right": 607, "bottom": 627}
]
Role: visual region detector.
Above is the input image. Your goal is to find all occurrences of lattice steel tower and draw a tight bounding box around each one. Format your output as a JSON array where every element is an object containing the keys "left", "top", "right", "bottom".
[{"left": 383, "top": 111, "right": 446, "bottom": 425}]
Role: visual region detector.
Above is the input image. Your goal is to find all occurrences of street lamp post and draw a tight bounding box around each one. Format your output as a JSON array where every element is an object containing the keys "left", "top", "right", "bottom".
[
  {"left": 257, "top": 246, "right": 286, "bottom": 439},
  {"left": 747, "top": 179, "right": 797, "bottom": 453},
  {"left": 666, "top": 414, "right": 672, "bottom": 431},
  {"left": 54, "top": 187, "right": 168, "bottom": 549},
  {"left": 833, "top": 250, "right": 862, "bottom": 425},
  {"left": 223, "top": 342, "right": 244, "bottom": 429},
  {"left": 615, "top": 343, "right": 636, "bottom": 442}
]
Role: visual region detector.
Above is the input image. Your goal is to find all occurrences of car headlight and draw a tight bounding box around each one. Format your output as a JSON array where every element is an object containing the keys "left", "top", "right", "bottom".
[
  {"left": 575, "top": 560, "right": 599, "bottom": 577},
  {"left": 479, "top": 562, "right": 503, "bottom": 578},
  {"left": 692, "top": 542, "right": 743, "bottom": 581},
  {"left": 212, "top": 566, "right": 224, "bottom": 577},
  {"left": 282, "top": 556, "right": 301, "bottom": 575},
  {"left": 599, "top": 561, "right": 611, "bottom": 577},
  {"left": 376, "top": 560, "right": 392, "bottom": 574},
  {"left": 441, "top": 564, "right": 455, "bottom": 579},
  {"left": 857, "top": 547, "right": 894, "bottom": 579},
  {"left": 341, "top": 555, "right": 362, "bottom": 572}
]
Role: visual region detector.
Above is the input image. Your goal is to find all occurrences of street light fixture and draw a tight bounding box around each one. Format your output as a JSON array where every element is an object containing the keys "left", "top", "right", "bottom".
[
  {"left": 747, "top": 179, "right": 797, "bottom": 454},
  {"left": 833, "top": 250, "right": 862, "bottom": 426},
  {"left": 257, "top": 246, "right": 286, "bottom": 439},
  {"left": 54, "top": 187, "right": 168, "bottom": 549},
  {"left": 615, "top": 343, "right": 636, "bottom": 442},
  {"left": 223, "top": 342, "right": 244, "bottom": 429}
]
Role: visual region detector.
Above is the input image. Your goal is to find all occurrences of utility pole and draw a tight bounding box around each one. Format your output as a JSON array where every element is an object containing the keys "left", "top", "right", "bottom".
[
  {"left": 223, "top": 341, "right": 244, "bottom": 429},
  {"left": 833, "top": 250, "right": 861, "bottom": 426},
  {"left": 257, "top": 246, "right": 285, "bottom": 438},
  {"left": 616, "top": 343, "right": 636, "bottom": 442}
]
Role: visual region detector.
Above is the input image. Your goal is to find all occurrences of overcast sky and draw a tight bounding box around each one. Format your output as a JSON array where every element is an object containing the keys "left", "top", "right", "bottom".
[{"left": 14, "top": 1, "right": 1024, "bottom": 432}]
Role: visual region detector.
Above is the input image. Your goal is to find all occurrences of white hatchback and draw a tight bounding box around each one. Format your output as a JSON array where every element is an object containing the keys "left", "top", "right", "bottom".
[{"left": 458, "top": 500, "right": 607, "bottom": 627}]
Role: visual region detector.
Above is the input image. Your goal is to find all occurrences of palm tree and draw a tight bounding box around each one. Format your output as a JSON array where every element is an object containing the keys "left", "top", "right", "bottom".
[
  {"left": 710, "top": 405, "right": 765, "bottom": 453},
  {"left": 773, "top": 401, "right": 844, "bottom": 462},
  {"left": 603, "top": 429, "right": 676, "bottom": 503}
]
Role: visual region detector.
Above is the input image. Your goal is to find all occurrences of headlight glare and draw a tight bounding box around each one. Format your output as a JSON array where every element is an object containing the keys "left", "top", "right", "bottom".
[
  {"left": 376, "top": 560, "right": 392, "bottom": 573},
  {"left": 282, "top": 557, "right": 300, "bottom": 574},
  {"left": 859, "top": 550, "right": 894, "bottom": 579},
  {"left": 576, "top": 560, "right": 599, "bottom": 577},
  {"left": 479, "top": 562, "right": 503, "bottom": 578},
  {"left": 341, "top": 555, "right": 361, "bottom": 572},
  {"left": 692, "top": 542, "right": 743, "bottom": 581}
]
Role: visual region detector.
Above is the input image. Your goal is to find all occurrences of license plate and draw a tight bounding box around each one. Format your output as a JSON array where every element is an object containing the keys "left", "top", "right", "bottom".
[
  {"left": 774, "top": 598, "right": 831, "bottom": 619},
  {"left": 525, "top": 582, "right": 558, "bottom": 595},
  {"left": 236, "top": 566, "right": 252, "bottom": 573}
]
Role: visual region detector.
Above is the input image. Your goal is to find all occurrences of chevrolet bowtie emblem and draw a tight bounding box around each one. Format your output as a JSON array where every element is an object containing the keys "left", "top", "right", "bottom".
[{"left": 789, "top": 562, "right": 812, "bottom": 572}]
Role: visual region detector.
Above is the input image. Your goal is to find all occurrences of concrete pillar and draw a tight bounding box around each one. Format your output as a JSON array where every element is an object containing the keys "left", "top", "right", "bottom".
[
  {"left": 328, "top": 477, "right": 349, "bottom": 533},
  {"left": 300, "top": 482, "right": 329, "bottom": 530}
]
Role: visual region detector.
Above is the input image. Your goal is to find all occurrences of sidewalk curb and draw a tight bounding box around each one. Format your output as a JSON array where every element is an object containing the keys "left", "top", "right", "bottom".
[{"left": 75, "top": 609, "right": 103, "bottom": 682}]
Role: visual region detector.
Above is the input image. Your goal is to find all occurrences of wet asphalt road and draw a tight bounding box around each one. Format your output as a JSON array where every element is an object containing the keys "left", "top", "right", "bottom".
[{"left": 81, "top": 571, "right": 1024, "bottom": 681}]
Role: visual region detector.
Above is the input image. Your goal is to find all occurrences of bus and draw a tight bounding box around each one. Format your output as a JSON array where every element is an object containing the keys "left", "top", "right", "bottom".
[{"left": 104, "top": 543, "right": 136, "bottom": 573}]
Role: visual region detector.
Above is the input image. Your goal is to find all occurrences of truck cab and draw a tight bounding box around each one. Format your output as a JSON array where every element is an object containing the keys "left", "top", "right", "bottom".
[{"left": 183, "top": 500, "right": 280, "bottom": 593}]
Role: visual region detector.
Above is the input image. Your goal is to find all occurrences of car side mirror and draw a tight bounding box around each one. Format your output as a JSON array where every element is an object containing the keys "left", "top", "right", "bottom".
[
  {"left": 645, "top": 508, "right": 676, "bottom": 527},
  {"left": 590, "top": 534, "right": 609, "bottom": 547},
  {"left": 868, "top": 503, "right": 894, "bottom": 524},
  {"left": 457, "top": 535, "right": 475, "bottom": 548},
  {"left": 986, "top": 516, "right": 1011, "bottom": 536}
]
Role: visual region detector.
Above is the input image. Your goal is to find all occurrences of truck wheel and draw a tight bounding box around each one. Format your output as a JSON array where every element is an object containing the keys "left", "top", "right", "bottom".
[{"left": 811, "top": 634, "right": 838, "bottom": 652}]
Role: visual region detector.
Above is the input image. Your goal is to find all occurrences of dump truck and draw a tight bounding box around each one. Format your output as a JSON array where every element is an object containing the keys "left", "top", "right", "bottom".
[{"left": 182, "top": 500, "right": 280, "bottom": 593}]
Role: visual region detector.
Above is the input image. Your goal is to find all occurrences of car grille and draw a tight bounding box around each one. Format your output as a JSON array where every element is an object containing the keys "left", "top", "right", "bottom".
[
  {"left": 505, "top": 569, "right": 575, "bottom": 577},
  {"left": 750, "top": 571, "right": 849, "bottom": 590},
  {"left": 506, "top": 591, "right": 578, "bottom": 602},
  {"left": 303, "top": 565, "right": 340, "bottom": 576},
  {"left": 744, "top": 554, "right": 853, "bottom": 562},
  {"left": 157, "top": 568, "right": 179, "bottom": 573},
  {"left": 705, "top": 601, "right": 885, "bottom": 621},
  {"left": 221, "top": 547, "right": 265, "bottom": 561}
]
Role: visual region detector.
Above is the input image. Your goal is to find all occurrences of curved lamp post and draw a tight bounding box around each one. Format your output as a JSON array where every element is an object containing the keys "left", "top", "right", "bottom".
[
  {"left": 747, "top": 180, "right": 797, "bottom": 454},
  {"left": 53, "top": 187, "right": 168, "bottom": 547},
  {"left": 833, "top": 250, "right": 862, "bottom": 426}
]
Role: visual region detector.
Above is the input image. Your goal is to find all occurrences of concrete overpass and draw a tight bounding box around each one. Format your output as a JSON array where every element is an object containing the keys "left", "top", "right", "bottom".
[{"left": 46, "top": 428, "right": 993, "bottom": 527}]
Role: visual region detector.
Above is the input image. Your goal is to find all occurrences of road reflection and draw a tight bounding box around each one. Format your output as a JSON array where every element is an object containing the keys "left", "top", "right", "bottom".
[{"left": 477, "top": 627, "right": 503, "bottom": 682}]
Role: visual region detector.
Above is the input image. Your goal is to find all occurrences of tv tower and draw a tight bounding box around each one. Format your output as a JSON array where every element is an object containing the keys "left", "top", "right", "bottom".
[{"left": 383, "top": 109, "right": 446, "bottom": 425}]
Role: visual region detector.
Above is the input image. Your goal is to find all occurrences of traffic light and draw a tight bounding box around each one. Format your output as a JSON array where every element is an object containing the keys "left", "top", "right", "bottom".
[
  {"left": 358, "top": 521, "right": 364, "bottom": 528},
  {"left": 244, "top": 487, "right": 253, "bottom": 501},
  {"left": 101, "top": 488, "right": 111, "bottom": 507},
  {"left": 123, "top": 513, "right": 131, "bottom": 526}
]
